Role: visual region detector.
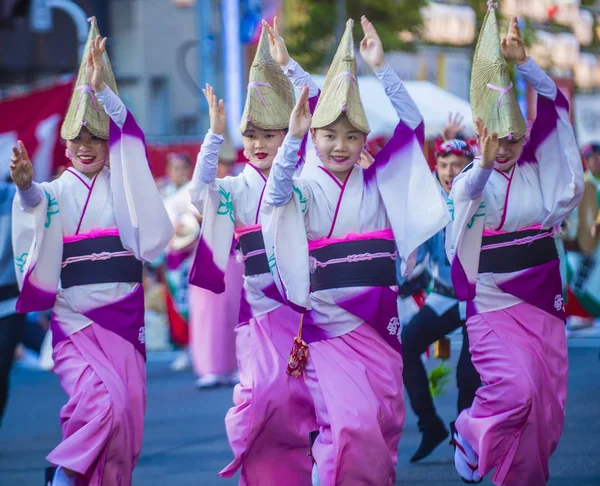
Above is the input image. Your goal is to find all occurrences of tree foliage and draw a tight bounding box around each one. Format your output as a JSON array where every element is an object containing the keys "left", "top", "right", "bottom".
[{"left": 284, "top": 0, "right": 427, "bottom": 72}]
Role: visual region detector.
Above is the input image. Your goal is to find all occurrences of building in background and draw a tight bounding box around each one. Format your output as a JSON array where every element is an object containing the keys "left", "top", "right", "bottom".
[
  {"left": 1, "top": 0, "right": 204, "bottom": 142},
  {"left": 108, "top": 0, "right": 201, "bottom": 139}
]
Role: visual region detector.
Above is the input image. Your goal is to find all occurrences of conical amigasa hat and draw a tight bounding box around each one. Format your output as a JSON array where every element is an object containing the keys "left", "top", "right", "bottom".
[
  {"left": 239, "top": 26, "right": 295, "bottom": 133},
  {"left": 60, "top": 17, "right": 118, "bottom": 141},
  {"left": 311, "top": 19, "right": 369, "bottom": 134},
  {"left": 470, "top": 6, "right": 527, "bottom": 140}
]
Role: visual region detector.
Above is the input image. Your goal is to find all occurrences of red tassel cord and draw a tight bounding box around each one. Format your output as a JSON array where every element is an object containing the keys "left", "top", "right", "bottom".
[{"left": 287, "top": 314, "right": 309, "bottom": 377}]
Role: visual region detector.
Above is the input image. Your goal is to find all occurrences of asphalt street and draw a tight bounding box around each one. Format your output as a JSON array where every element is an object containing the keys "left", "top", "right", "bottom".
[{"left": 1, "top": 343, "right": 599, "bottom": 485}]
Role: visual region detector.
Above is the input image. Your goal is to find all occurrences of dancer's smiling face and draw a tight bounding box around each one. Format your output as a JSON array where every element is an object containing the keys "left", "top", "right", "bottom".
[
  {"left": 493, "top": 136, "right": 525, "bottom": 171},
  {"left": 66, "top": 127, "right": 109, "bottom": 176},
  {"left": 242, "top": 124, "right": 286, "bottom": 172},
  {"left": 312, "top": 115, "right": 367, "bottom": 181}
]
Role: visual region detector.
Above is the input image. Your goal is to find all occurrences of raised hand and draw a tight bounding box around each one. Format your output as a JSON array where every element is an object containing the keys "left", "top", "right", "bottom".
[
  {"left": 10, "top": 141, "right": 34, "bottom": 190},
  {"left": 443, "top": 112, "right": 465, "bottom": 141},
  {"left": 263, "top": 17, "right": 290, "bottom": 67},
  {"left": 86, "top": 35, "right": 108, "bottom": 92},
  {"left": 358, "top": 148, "right": 375, "bottom": 169},
  {"left": 501, "top": 17, "right": 527, "bottom": 66},
  {"left": 359, "top": 16, "right": 385, "bottom": 71},
  {"left": 288, "top": 86, "right": 311, "bottom": 140},
  {"left": 202, "top": 83, "right": 226, "bottom": 136},
  {"left": 476, "top": 118, "right": 499, "bottom": 170}
]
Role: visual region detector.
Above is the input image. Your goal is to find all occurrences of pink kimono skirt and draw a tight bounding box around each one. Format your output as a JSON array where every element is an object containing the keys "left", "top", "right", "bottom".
[
  {"left": 47, "top": 323, "right": 146, "bottom": 486},
  {"left": 188, "top": 255, "right": 244, "bottom": 377},
  {"left": 219, "top": 304, "right": 317, "bottom": 484},
  {"left": 456, "top": 302, "right": 568, "bottom": 486},
  {"left": 304, "top": 322, "right": 404, "bottom": 486}
]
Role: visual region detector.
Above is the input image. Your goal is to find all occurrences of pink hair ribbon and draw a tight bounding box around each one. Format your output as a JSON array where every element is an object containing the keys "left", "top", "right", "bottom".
[
  {"left": 486, "top": 82, "right": 514, "bottom": 108},
  {"left": 248, "top": 81, "right": 273, "bottom": 108},
  {"left": 332, "top": 72, "right": 358, "bottom": 93},
  {"left": 75, "top": 84, "right": 100, "bottom": 115}
]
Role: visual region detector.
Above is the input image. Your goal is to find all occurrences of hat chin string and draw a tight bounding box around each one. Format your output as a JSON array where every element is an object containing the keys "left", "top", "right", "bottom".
[
  {"left": 315, "top": 147, "right": 362, "bottom": 167},
  {"left": 494, "top": 159, "right": 516, "bottom": 171},
  {"left": 65, "top": 149, "right": 108, "bottom": 171}
]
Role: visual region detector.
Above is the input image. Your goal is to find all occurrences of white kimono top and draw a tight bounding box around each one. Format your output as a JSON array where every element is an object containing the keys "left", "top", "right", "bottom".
[{"left": 446, "top": 58, "right": 584, "bottom": 320}]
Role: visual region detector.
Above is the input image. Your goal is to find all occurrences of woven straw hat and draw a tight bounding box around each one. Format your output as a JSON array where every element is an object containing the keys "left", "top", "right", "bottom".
[
  {"left": 239, "top": 26, "right": 295, "bottom": 133},
  {"left": 311, "top": 19, "right": 369, "bottom": 134},
  {"left": 470, "top": 6, "right": 527, "bottom": 140},
  {"left": 60, "top": 17, "right": 118, "bottom": 141}
]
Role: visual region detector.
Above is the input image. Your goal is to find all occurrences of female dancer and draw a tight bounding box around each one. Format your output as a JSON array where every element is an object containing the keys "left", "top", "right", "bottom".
[
  {"left": 446, "top": 9, "right": 583, "bottom": 485},
  {"left": 187, "top": 24, "right": 319, "bottom": 484},
  {"left": 11, "top": 19, "right": 173, "bottom": 486},
  {"left": 264, "top": 17, "right": 449, "bottom": 485}
]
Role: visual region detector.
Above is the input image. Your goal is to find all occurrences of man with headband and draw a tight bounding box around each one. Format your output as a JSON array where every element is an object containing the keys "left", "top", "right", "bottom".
[{"left": 401, "top": 136, "right": 481, "bottom": 463}]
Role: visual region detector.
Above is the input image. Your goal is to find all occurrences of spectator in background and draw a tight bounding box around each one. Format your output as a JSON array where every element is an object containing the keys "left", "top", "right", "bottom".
[
  {"left": 563, "top": 142, "right": 600, "bottom": 330},
  {"left": 187, "top": 132, "right": 241, "bottom": 389},
  {"left": 400, "top": 137, "right": 480, "bottom": 463},
  {"left": 158, "top": 152, "right": 192, "bottom": 197},
  {"left": 153, "top": 152, "right": 194, "bottom": 370},
  {"left": 0, "top": 161, "right": 25, "bottom": 430}
]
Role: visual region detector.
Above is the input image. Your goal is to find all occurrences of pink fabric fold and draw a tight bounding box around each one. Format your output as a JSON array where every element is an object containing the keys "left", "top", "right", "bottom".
[
  {"left": 305, "top": 323, "right": 404, "bottom": 486},
  {"left": 63, "top": 228, "right": 120, "bottom": 244},
  {"left": 219, "top": 305, "right": 316, "bottom": 483},
  {"left": 46, "top": 323, "right": 146, "bottom": 486},
  {"left": 308, "top": 228, "right": 395, "bottom": 251},
  {"left": 15, "top": 266, "right": 58, "bottom": 313},
  {"left": 456, "top": 302, "right": 567, "bottom": 486},
  {"left": 188, "top": 255, "right": 243, "bottom": 376},
  {"left": 482, "top": 224, "right": 542, "bottom": 237},
  {"left": 234, "top": 223, "right": 262, "bottom": 239}
]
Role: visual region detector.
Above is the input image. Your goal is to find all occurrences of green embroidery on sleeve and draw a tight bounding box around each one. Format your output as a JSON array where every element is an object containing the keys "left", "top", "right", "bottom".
[
  {"left": 44, "top": 191, "right": 59, "bottom": 228},
  {"left": 267, "top": 250, "right": 277, "bottom": 274},
  {"left": 216, "top": 185, "right": 235, "bottom": 223},
  {"left": 292, "top": 185, "right": 307, "bottom": 213},
  {"left": 466, "top": 202, "right": 485, "bottom": 229},
  {"left": 15, "top": 253, "right": 28, "bottom": 273},
  {"left": 446, "top": 199, "right": 455, "bottom": 221}
]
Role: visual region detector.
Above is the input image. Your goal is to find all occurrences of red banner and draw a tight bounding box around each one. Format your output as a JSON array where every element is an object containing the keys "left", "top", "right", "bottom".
[{"left": 0, "top": 78, "right": 74, "bottom": 182}]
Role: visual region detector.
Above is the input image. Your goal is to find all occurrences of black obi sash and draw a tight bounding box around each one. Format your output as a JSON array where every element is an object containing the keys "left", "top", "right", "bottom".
[
  {"left": 309, "top": 238, "right": 397, "bottom": 292},
  {"left": 238, "top": 230, "right": 270, "bottom": 276},
  {"left": 479, "top": 229, "right": 557, "bottom": 274},
  {"left": 61, "top": 235, "right": 142, "bottom": 289}
]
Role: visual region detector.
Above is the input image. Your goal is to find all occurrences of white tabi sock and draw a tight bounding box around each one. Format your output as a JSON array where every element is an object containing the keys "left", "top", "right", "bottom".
[
  {"left": 52, "top": 466, "right": 76, "bottom": 486},
  {"left": 453, "top": 430, "right": 482, "bottom": 483},
  {"left": 311, "top": 463, "right": 320, "bottom": 486}
]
